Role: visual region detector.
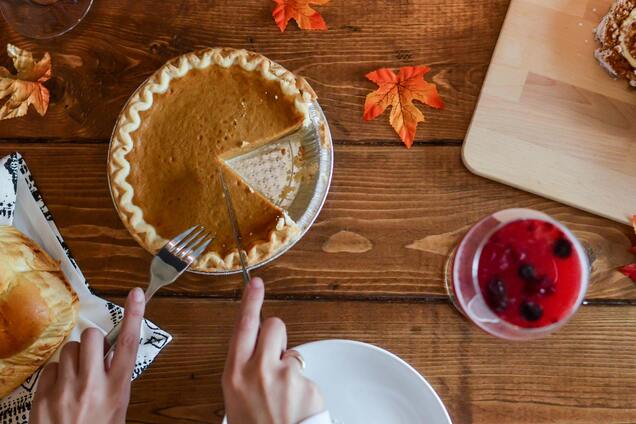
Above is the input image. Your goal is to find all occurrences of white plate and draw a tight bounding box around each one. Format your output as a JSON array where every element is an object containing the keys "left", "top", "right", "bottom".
[{"left": 223, "top": 339, "right": 451, "bottom": 424}]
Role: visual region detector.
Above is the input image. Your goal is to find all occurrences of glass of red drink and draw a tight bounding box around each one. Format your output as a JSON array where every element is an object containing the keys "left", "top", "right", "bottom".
[{"left": 445, "top": 209, "right": 589, "bottom": 340}]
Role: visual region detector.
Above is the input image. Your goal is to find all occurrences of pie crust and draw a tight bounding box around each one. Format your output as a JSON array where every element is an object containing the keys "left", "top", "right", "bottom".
[{"left": 108, "top": 48, "right": 316, "bottom": 271}]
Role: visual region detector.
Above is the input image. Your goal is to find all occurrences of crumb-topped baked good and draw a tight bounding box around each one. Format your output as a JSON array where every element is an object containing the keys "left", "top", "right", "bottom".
[
  {"left": 0, "top": 226, "right": 78, "bottom": 399},
  {"left": 595, "top": 0, "right": 636, "bottom": 87},
  {"left": 109, "top": 48, "right": 316, "bottom": 271}
]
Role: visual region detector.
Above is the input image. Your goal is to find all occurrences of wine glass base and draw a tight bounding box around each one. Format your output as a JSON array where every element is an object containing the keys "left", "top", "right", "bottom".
[
  {"left": 446, "top": 209, "right": 590, "bottom": 340},
  {"left": 443, "top": 246, "right": 466, "bottom": 318},
  {"left": 0, "top": 0, "right": 93, "bottom": 39}
]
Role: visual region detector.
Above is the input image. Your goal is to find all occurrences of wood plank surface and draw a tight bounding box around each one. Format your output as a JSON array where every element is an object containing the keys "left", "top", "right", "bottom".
[
  {"left": 126, "top": 297, "right": 636, "bottom": 424},
  {"left": 0, "top": 0, "right": 510, "bottom": 144},
  {"left": 463, "top": 0, "right": 636, "bottom": 225},
  {"left": 2, "top": 143, "right": 634, "bottom": 301},
  {"left": 1, "top": 0, "right": 635, "bottom": 422}
]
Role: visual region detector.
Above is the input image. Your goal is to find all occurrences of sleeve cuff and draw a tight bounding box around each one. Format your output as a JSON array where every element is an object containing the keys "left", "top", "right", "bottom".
[{"left": 299, "top": 410, "right": 331, "bottom": 424}]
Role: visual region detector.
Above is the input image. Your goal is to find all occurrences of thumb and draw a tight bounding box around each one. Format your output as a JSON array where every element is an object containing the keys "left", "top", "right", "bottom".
[{"left": 110, "top": 287, "right": 145, "bottom": 380}]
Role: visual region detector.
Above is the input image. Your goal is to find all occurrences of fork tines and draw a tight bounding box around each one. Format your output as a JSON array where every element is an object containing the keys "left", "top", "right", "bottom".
[{"left": 166, "top": 225, "right": 214, "bottom": 263}]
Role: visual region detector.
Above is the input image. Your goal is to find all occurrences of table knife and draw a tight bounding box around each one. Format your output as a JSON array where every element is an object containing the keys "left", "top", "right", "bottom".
[{"left": 219, "top": 172, "right": 251, "bottom": 285}]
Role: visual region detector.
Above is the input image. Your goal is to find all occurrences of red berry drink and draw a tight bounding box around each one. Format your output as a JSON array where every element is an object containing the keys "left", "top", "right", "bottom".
[
  {"left": 446, "top": 209, "right": 589, "bottom": 340},
  {"left": 478, "top": 219, "right": 581, "bottom": 328}
]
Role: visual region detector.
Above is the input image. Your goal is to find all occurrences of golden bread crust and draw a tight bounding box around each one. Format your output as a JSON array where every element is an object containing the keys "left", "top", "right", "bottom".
[
  {"left": 0, "top": 226, "right": 79, "bottom": 399},
  {"left": 595, "top": 0, "right": 636, "bottom": 87}
]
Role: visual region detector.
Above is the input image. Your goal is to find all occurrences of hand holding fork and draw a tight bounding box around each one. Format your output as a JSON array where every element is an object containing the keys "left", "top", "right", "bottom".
[{"left": 104, "top": 225, "right": 213, "bottom": 354}]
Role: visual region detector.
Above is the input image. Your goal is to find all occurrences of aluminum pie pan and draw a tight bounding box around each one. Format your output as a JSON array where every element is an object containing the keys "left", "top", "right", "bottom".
[
  {"left": 107, "top": 98, "right": 334, "bottom": 277},
  {"left": 192, "top": 100, "right": 333, "bottom": 276}
]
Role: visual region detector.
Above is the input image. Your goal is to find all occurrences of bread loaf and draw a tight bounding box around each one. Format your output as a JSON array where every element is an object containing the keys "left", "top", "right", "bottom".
[{"left": 0, "top": 225, "right": 78, "bottom": 399}]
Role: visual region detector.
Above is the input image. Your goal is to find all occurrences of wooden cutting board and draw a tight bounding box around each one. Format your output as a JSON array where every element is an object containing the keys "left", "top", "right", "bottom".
[{"left": 463, "top": 0, "right": 636, "bottom": 225}]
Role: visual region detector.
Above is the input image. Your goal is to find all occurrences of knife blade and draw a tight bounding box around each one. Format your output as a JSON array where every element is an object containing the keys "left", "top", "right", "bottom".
[{"left": 219, "top": 172, "right": 251, "bottom": 285}]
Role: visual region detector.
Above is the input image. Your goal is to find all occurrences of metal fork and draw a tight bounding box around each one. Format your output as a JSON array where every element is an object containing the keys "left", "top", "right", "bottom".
[{"left": 104, "top": 225, "right": 213, "bottom": 354}]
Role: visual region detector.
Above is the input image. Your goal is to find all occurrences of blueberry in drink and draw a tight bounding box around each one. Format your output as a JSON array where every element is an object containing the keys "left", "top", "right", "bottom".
[{"left": 477, "top": 219, "right": 582, "bottom": 328}]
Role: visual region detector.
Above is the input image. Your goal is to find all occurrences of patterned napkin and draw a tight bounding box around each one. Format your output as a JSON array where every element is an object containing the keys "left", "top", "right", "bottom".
[{"left": 0, "top": 153, "right": 172, "bottom": 424}]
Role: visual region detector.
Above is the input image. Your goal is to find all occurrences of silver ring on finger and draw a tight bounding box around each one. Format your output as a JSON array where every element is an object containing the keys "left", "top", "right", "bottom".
[{"left": 282, "top": 349, "right": 306, "bottom": 370}]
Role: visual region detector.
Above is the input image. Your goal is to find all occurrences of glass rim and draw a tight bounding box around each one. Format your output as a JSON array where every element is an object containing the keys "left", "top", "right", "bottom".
[{"left": 456, "top": 208, "right": 590, "bottom": 338}]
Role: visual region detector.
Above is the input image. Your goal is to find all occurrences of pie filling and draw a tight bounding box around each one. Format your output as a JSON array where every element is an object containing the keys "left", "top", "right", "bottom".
[{"left": 126, "top": 63, "right": 305, "bottom": 259}]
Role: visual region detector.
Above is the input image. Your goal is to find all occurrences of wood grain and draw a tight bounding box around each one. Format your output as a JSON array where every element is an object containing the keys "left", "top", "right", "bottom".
[
  {"left": 2, "top": 143, "right": 634, "bottom": 301},
  {"left": 126, "top": 297, "right": 636, "bottom": 424},
  {"left": 463, "top": 0, "right": 636, "bottom": 224},
  {"left": 1, "top": 1, "right": 635, "bottom": 422},
  {"left": 0, "top": 0, "right": 509, "bottom": 145}
]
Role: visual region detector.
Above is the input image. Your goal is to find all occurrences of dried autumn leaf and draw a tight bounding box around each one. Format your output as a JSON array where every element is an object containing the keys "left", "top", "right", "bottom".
[
  {"left": 272, "top": 0, "right": 329, "bottom": 32},
  {"left": 363, "top": 66, "right": 444, "bottom": 148},
  {"left": 0, "top": 44, "right": 51, "bottom": 120}
]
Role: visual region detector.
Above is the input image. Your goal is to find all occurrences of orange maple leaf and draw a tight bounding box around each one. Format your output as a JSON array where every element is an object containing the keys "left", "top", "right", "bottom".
[
  {"left": 0, "top": 44, "right": 51, "bottom": 120},
  {"left": 363, "top": 66, "right": 444, "bottom": 148},
  {"left": 272, "top": 0, "right": 330, "bottom": 32}
]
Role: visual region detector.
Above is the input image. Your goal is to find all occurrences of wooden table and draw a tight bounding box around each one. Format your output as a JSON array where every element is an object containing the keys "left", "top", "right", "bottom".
[{"left": 2, "top": 1, "right": 636, "bottom": 422}]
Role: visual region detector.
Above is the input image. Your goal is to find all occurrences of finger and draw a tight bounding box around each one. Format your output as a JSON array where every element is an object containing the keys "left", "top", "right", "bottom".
[
  {"left": 79, "top": 328, "right": 105, "bottom": 378},
  {"left": 104, "top": 349, "right": 114, "bottom": 372},
  {"left": 110, "top": 287, "right": 145, "bottom": 381},
  {"left": 281, "top": 356, "right": 304, "bottom": 374},
  {"left": 30, "top": 396, "right": 47, "bottom": 424},
  {"left": 35, "top": 362, "right": 58, "bottom": 394},
  {"left": 226, "top": 277, "right": 264, "bottom": 369},
  {"left": 255, "top": 317, "right": 287, "bottom": 366},
  {"left": 59, "top": 341, "right": 80, "bottom": 379},
  {"left": 281, "top": 349, "right": 306, "bottom": 372}
]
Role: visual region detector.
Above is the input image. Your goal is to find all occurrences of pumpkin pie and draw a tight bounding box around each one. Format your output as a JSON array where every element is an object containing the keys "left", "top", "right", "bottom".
[{"left": 109, "top": 48, "right": 316, "bottom": 271}]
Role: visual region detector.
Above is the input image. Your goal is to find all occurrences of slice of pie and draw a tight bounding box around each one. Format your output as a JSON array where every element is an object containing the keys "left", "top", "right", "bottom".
[{"left": 109, "top": 48, "right": 317, "bottom": 271}]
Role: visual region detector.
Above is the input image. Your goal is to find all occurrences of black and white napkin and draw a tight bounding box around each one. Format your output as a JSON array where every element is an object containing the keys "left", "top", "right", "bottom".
[{"left": 0, "top": 153, "right": 172, "bottom": 424}]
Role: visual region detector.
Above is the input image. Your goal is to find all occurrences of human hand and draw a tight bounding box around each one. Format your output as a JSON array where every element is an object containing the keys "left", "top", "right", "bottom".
[
  {"left": 222, "top": 277, "right": 325, "bottom": 424},
  {"left": 31, "top": 287, "right": 146, "bottom": 424}
]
